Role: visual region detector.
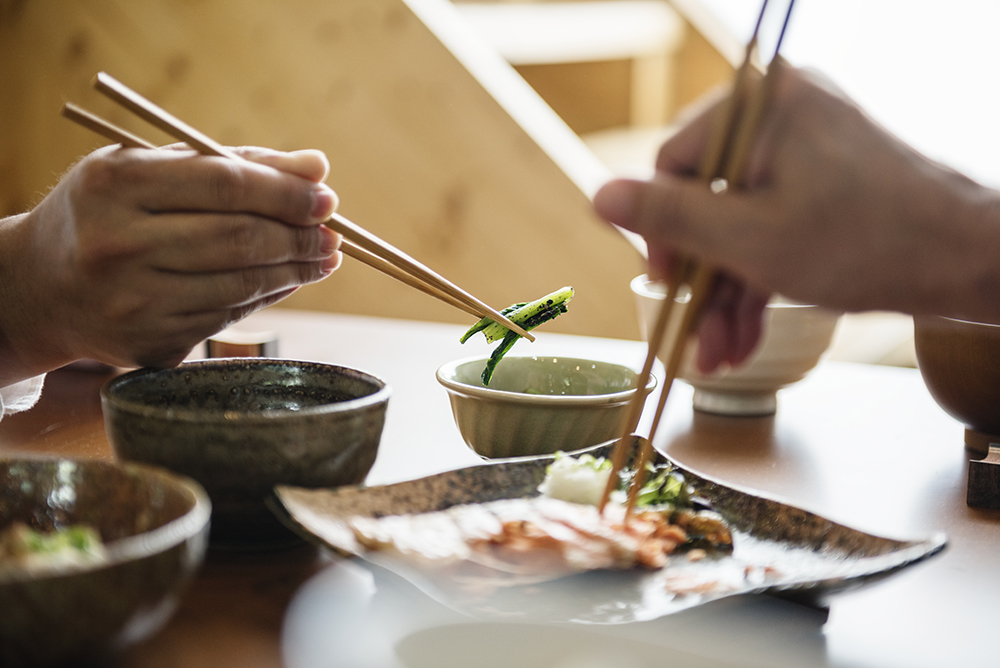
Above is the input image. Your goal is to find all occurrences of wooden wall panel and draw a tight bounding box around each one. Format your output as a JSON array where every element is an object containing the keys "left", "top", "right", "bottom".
[
  {"left": 516, "top": 59, "right": 633, "bottom": 135},
  {"left": 0, "top": 0, "right": 646, "bottom": 340},
  {"left": 673, "top": 19, "right": 735, "bottom": 112}
]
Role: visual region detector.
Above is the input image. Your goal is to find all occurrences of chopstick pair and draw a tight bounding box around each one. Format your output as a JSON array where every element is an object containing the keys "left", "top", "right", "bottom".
[
  {"left": 600, "top": 0, "right": 796, "bottom": 517},
  {"left": 61, "top": 73, "right": 534, "bottom": 342}
]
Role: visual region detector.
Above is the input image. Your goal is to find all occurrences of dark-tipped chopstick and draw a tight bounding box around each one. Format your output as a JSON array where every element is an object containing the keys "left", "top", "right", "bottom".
[
  {"left": 79, "top": 72, "right": 535, "bottom": 341},
  {"left": 600, "top": 0, "right": 796, "bottom": 517},
  {"left": 61, "top": 103, "right": 485, "bottom": 321}
]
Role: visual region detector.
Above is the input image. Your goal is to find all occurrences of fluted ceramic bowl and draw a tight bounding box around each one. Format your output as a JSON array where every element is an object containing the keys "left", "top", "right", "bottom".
[
  {"left": 632, "top": 275, "right": 841, "bottom": 416},
  {"left": 0, "top": 458, "right": 210, "bottom": 667},
  {"left": 102, "top": 358, "right": 390, "bottom": 549},
  {"left": 436, "top": 355, "right": 656, "bottom": 459}
]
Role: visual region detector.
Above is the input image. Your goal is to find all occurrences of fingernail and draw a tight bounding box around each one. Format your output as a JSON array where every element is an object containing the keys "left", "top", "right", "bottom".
[
  {"left": 321, "top": 251, "right": 342, "bottom": 273},
  {"left": 593, "top": 181, "right": 637, "bottom": 226},
  {"left": 293, "top": 149, "right": 331, "bottom": 181},
  {"left": 311, "top": 184, "right": 338, "bottom": 221},
  {"left": 319, "top": 226, "right": 340, "bottom": 255}
]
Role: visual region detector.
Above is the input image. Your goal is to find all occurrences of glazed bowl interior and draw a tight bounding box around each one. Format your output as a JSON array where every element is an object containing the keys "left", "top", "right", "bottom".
[
  {"left": 104, "top": 360, "right": 384, "bottom": 415},
  {"left": 0, "top": 458, "right": 210, "bottom": 667},
  {"left": 446, "top": 356, "right": 643, "bottom": 399},
  {"left": 437, "top": 356, "right": 655, "bottom": 459},
  {"left": 102, "top": 358, "right": 391, "bottom": 549}
]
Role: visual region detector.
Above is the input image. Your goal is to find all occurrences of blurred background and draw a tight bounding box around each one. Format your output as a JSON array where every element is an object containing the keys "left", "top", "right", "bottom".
[{"left": 5, "top": 0, "right": 989, "bottom": 366}]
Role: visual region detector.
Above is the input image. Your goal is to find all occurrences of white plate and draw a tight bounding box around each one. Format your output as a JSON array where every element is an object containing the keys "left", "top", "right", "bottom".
[{"left": 280, "top": 558, "right": 832, "bottom": 668}]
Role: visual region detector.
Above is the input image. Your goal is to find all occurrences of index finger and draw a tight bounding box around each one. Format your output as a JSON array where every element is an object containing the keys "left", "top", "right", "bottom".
[
  {"left": 91, "top": 148, "right": 336, "bottom": 227},
  {"left": 237, "top": 146, "right": 340, "bottom": 214},
  {"left": 236, "top": 147, "right": 333, "bottom": 185}
]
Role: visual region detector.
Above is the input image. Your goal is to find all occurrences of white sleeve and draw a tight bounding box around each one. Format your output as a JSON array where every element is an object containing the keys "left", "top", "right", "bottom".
[{"left": 0, "top": 374, "right": 45, "bottom": 421}]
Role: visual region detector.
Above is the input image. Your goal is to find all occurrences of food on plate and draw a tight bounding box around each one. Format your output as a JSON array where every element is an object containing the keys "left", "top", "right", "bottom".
[
  {"left": 275, "top": 436, "right": 948, "bottom": 622},
  {"left": 460, "top": 286, "right": 574, "bottom": 384},
  {"left": 344, "top": 452, "right": 731, "bottom": 577},
  {"left": 536, "top": 452, "right": 612, "bottom": 506},
  {"left": 0, "top": 522, "right": 107, "bottom": 577}
]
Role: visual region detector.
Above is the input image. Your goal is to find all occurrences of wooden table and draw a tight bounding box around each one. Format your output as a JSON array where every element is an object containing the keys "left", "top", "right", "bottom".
[{"left": 1, "top": 309, "right": 996, "bottom": 667}]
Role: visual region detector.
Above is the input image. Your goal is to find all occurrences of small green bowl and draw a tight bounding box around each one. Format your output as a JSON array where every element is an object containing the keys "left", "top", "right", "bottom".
[{"left": 436, "top": 355, "right": 655, "bottom": 459}]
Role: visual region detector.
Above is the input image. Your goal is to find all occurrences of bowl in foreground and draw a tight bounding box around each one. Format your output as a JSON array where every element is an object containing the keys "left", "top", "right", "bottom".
[
  {"left": 102, "top": 358, "right": 390, "bottom": 548},
  {"left": 913, "top": 315, "right": 1000, "bottom": 456},
  {"left": 436, "top": 355, "right": 655, "bottom": 459},
  {"left": 0, "top": 458, "right": 210, "bottom": 667},
  {"left": 631, "top": 275, "right": 841, "bottom": 416}
]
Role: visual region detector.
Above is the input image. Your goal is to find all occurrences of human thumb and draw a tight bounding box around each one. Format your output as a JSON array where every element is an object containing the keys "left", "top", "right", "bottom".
[{"left": 594, "top": 175, "right": 729, "bottom": 256}]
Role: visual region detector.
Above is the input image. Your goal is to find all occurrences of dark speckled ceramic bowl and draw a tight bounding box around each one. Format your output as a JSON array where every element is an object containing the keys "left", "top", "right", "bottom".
[
  {"left": 0, "top": 458, "right": 210, "bottom": 667},
  {"left": 101, "top": 358, "right": 390, "bottom": 549}
]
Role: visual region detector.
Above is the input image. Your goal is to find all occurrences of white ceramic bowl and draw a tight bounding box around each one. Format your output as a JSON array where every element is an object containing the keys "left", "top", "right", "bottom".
[
  {"left": 631, "top": 275, "right": 840, "bottom": 416},
  {"left": 436, "top": 356, "right": 656, "bottom": 458}
]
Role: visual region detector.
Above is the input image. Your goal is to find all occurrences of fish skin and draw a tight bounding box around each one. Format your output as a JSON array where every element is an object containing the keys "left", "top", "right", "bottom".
[{"left": 345, "top": 497, "right": 709, "bottom": 576}]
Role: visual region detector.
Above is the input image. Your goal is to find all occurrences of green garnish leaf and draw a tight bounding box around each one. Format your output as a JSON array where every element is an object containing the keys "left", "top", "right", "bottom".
[{"left": 632, "top": 464, "right": 691, "bottom": 508}]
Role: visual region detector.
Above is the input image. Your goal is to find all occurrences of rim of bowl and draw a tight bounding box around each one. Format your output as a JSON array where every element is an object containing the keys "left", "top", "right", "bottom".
[
  {"left": 629, "top": 274, "right": 818, "bottom": 309},
  {"left": 435, "top": 355, "right": 657, "bottom": 406},
  {"left": 0, "top": 459, "right": 211, "bottom": 584},
  {"left": 101, "top": 358, "right": 392, "bottom": 422},
  {"left": 917, "top": 314, "right": 1000, "bottom": 329}
]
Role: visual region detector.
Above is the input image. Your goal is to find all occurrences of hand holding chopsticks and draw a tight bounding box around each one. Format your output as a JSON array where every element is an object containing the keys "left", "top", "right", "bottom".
[
  {"left": 63, "top": 73, "right": 534, "bottom": 342},
  {"left": 600, "top": 0, "right": 796, "bottom": 517}
]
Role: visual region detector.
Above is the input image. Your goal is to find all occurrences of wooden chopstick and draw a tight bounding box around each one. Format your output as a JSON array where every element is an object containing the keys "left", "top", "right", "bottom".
[
  {"left": 92, "top": 72, "right": 242, "bottom": 160},
  {"left": 621, "top": 3, "right": 796, "bottom": 519},
  {"left": 324, "top": 211, "right": 528, "bottom": 333},
  {"left": 596, "top": 38, "right": 761, "bottom": 513},
  {"left": 62, "top": 103, "right": 157, "bottom": 150},
  {"left": 85, "top": 72, "right": 535, "bottom": 342},
  {"left": 337, "top": 240, "right": 482, "bottom": 317},
  {"left": 61, "top": 103, "right": 482, "bottom": 320},
  {"left": 596, "top": 40, "right": 763, "bottom": 514},
  {"left": 600, "top": 0, "right": 794, "bottom": 517}
]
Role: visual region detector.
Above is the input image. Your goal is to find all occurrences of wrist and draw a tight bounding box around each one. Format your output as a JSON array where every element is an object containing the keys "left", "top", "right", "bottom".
[{"left": 0, "top": 212, "right": 74, "bottom": 385}]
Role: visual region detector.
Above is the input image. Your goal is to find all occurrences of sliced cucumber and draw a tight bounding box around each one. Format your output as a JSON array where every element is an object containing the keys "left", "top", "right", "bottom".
[
  {"left": 460, "top": 287, "right": 574, "bottom": 384},
  {"left": 479, "top": 286, "right": 574, "bottom": 343},
  {"left": 459, "top": 303, "right": 526, "bottom": 344}
]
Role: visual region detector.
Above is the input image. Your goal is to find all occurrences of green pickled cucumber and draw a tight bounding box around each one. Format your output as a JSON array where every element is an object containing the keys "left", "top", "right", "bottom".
[{"left": 459, "top": 287, "right": 574, "bottom": 384}]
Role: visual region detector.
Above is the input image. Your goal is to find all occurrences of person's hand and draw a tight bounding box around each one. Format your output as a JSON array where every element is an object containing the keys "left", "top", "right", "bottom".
[
  {"left": 595, "top": 61, "right": 1000, "bottom": 369},
  {"left": 647, "top": 246, "right": 769, "bottom": 373},
  {"left": 0, "top": 144, "right": 341, "bottom": 384}
]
